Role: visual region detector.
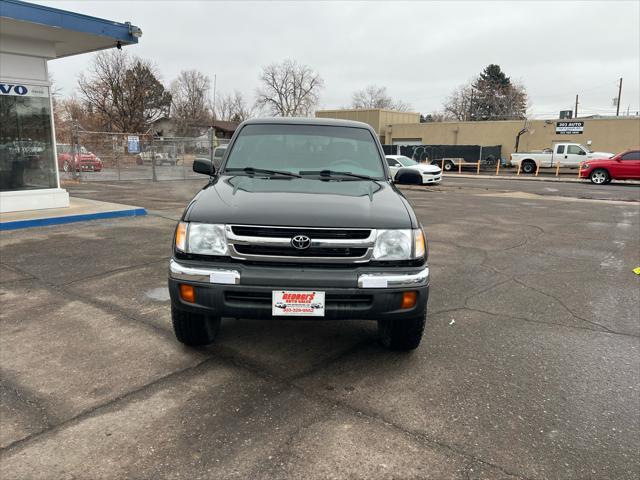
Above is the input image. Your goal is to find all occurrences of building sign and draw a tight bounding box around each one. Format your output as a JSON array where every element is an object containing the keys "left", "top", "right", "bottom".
[
  {"left": 127, "top": 135, "right": 140, "bottom": 153},
  {"left": 556, "top": 121, "right": 584, "bottom": 135},
  {"left": 0, "top": 82, "right": 49, "bottom": 97}
]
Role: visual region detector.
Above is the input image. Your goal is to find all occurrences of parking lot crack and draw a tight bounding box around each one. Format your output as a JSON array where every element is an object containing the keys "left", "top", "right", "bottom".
[
  {"left": 511, "top": 277, "right": 622, "bottom": 335},
  {"left": 60, "top": 257, "right": 170, "bottom": 287},
  {"left": 0, "top": 374, "right": 61, "bottom": 438},
  {"left": 0, "top": 354, "right": 217, "bottom": 455},
  {"left": 292, "top": 385, "right": 532, "bottom": 480}
]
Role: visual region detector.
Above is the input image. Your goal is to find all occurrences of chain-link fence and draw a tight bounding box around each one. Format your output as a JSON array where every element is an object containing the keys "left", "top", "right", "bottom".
[{"left": 58, "top": 128, "right": 229, "bottom": 183}]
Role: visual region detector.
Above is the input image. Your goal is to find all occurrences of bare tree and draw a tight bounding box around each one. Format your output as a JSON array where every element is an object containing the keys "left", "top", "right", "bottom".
[
  {"left": 171, "top": 70, "right": 211, "bottom": 136},
  {"left": 78, "top": 50, "right": 171, "bottom": 132},
  {"left": 443, "top": 84, "right": 475, "bottom": 121},
  {"left": 351, "top": 85, "right": 412, "bottom": 111},
  {"left": 255, "top": 60, "right": 323, "bottom": 117},
  {"left": 216, "top": 91, "right": 255, "bottom": 123}
]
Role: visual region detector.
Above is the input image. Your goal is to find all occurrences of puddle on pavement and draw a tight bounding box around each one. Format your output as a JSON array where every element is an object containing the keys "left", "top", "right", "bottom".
[{"left": 145, "top": 287, "right": 170, "bottom": 301}]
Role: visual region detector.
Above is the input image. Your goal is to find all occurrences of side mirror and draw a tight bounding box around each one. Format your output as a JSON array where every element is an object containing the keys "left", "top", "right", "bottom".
[
  {"left": 394, "top": 168, "right": 423, "bottom": 185},
  {"left": 193, "top": 158, "right": 214, "bottom": 176}
]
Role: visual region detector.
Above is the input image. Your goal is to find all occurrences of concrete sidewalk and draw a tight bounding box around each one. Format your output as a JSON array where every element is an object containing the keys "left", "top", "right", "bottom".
[{"left": 0, "top": 197, "right": 146, "bottom": 230}]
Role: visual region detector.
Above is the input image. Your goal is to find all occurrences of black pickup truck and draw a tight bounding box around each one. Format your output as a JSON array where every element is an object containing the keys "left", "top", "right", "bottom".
[{"left": 169, "top": 118, "right": 430, "bottom": 350}]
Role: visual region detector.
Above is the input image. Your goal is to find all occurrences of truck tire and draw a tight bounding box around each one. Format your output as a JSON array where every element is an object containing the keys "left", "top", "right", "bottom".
[
  {"left": 589, "top": 168, "right": 610, "bottom": 185},
  {"left": 378, "top": 313, "right": 426, "bottom": 351},
  {"left": 443, "top": 160, "right": 455, "bottom": 171},
  {"left": 171, "top": 305, "right": 220, "bottom": 346},
  {"left": 521, "top": 160, "right": 536, "bottom": 174}
]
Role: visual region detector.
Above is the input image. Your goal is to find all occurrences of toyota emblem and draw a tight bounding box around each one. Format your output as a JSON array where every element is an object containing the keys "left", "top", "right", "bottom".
[{"left": 291, "top": 234, "right": 312, "bottom": 250}]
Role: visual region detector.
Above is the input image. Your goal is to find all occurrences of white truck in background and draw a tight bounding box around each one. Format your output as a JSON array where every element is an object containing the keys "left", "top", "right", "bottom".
[{"left": 510, "top": 142, "right": 614, "bottom": 174}]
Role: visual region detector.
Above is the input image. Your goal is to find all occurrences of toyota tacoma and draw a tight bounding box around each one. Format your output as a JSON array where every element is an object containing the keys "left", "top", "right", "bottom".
[{"left": 169, "top": 118, "right": 430, "bottom": 350}]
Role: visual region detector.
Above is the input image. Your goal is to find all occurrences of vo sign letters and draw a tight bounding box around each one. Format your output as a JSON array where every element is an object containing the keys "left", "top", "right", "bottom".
[
  {"left": 0, "top": 83, "right": 48, "bottom": 97},
  {"left": 0, "top": 84, "right": 28, "bottom": 95}
]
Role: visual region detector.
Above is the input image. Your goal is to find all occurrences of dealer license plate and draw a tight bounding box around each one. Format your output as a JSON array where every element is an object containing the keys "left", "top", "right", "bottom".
[{"left": 272, "top": 290, "right": 325, "bottom": 317}]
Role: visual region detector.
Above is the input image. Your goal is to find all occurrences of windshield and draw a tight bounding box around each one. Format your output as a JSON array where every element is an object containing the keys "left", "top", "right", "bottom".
[
  {"left": 580, "top": 144, "right": 593, "bottom": 153},
  {"left": 398, "top": 156, "right": 419, "bottom": 166},
  {"left": 223, "top": 124, "right": 385, "bottom": 179}
]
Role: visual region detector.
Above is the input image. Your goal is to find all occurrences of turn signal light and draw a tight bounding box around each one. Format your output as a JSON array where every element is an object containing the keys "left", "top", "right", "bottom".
[
  {"left": 175, "top": 222, "right": 187, "bottom": 251},
  {"left": 401, "top": 291, "right": 417, "bottom": 309},
  {"left": 414, "top": 229, "right": 426, "bottom": 258},
  {"left": 179, "top": 284, "right": 195, "bottom": 303}
]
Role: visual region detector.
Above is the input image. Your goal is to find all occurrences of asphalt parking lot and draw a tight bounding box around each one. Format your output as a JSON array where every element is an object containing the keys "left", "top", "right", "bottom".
[{"left": 1, "top": 177, "right": 639, "bottom": 479}]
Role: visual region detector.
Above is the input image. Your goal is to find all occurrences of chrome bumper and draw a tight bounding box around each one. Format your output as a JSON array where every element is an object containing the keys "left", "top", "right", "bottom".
[
  {"left": 169, "top": 259, "right": 240, "bottom": 284},
  {"left": 170, "top": 259, "right": 428, "bottom": 289},
  {"left": 357, "top": 268, "right": 429, "bottom": 288}
]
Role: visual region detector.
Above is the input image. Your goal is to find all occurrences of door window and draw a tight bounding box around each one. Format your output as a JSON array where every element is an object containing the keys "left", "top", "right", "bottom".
[
  {"left": 620, "top": 151, "right": 640, "bottom": 161},
  {"left": 567, "top": 145, "right": 585, "bottom": 155},
  {"left": 556, "top": 145, "right": 565, "bottom": 154},
  {"left": 386, "top": 158, "right": 401, "bottom": 167}
]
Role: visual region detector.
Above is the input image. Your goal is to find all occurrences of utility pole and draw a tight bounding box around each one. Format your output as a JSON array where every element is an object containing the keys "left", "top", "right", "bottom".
[
  {"left": 574, "top": 94, "right": 579, "bottom": 118},
  {"left": 616, "top": 77, "right": 622, "bottom": 116}
]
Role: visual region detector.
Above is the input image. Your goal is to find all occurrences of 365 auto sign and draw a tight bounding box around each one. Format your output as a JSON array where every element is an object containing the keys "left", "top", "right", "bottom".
[
  {"left": 0, "top": 83, "right": 49, "bottom": 97},
  {"left": 556, "top": 121, "right": 584, "bottom": 135}
]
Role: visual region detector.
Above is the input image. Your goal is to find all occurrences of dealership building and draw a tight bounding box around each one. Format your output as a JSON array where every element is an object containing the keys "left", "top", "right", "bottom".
[
  {"left": 316, "top": 109, "right": 640, "bottom": 158},
  {"left": 0, "top": 0, "right": 141, "bottom": 214}
]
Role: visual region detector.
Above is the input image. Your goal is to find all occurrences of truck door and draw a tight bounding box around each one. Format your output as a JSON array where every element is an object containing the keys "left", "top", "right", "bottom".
[
  {"left": 554, "top": 144, "right": 565, "bottom": 167},
  {"left": 565, "top": 144, "right": 587, "bottom": 167}
]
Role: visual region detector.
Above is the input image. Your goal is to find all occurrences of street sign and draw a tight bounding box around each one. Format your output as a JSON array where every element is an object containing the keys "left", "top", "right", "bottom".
[{"left": 127, "top": 135, "right": 140, "bottom": 153}]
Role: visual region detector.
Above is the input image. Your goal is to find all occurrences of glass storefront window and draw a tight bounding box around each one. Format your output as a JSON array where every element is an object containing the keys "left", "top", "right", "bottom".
[{"left": 0, "top": 86, "right": 57, "bottom": 191}]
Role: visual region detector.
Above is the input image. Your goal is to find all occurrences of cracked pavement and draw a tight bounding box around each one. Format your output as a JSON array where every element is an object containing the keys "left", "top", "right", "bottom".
[{"left": 1, "top": 177, "right": 638, "bottom": 479}]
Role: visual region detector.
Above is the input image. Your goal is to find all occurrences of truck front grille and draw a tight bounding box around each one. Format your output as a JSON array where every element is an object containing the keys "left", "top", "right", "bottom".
[
  {"left": 231, "top": 226, "right": 371, "bottom": 240},
  {"left": 234, "top": 245, "right": 368, "bottom": 258},
  {"left": 226, "top": 225, "right": 376, "bottom": 264}
]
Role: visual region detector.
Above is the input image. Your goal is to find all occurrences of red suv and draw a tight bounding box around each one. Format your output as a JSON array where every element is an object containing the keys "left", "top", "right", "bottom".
[
  {"left": 57, "top": 144, "right": 103, "bottom": 172},
  {"left": 580, "top": 149, "right": 640, "bottom": 184}
]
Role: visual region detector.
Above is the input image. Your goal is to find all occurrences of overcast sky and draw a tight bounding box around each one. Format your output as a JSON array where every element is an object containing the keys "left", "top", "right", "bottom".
[{"left": 39, "top": 0, "right": 640, "bottom": 118}]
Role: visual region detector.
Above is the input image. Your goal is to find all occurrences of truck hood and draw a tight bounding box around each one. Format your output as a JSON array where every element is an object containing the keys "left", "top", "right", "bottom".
[
  {"left": 185, "top": 175, "right": 413, "bottom": 229},
  {"left": 587, "top": 151, "right": 614, "bottom": 160}
]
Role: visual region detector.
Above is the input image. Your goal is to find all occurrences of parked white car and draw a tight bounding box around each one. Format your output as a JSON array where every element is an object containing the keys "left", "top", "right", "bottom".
[
  {"left": 386, "top": 155, "right": 442, "bottom": 184},
  {"left": 510, "top": 143, "right": 614, "bottom": 174}
]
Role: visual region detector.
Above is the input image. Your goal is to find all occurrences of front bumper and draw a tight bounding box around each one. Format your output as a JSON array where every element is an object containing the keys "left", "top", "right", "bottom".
[
  {"left": 168, "top": 259, "right": 429, "bottom": 321},
  {"left": 421, "top": 172, "right": 442, "bottom": 183},
  {"left": 579, "top": 167, "right": 592, "bottom": 178}
]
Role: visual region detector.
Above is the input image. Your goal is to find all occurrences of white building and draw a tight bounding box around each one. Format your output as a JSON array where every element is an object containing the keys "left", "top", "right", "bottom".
[{"left": 0, "top": 0, "right": 141, "bottom": 213}]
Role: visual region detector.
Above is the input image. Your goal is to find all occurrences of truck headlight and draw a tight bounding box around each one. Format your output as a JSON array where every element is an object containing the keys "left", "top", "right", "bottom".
[
  {"left": 373, "top": 229, "right": 425, "bottom": 260},
  {"left": 175, "top": 222, "right": 228, "bottom": 256}
]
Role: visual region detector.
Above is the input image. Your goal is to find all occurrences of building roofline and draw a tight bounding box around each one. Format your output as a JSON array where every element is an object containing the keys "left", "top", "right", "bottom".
[
  {"left": 0, "top": 0, "right": 139, "bottom": 45},
  {"left": 316, "top": 108, "right": 421, "bottom": 115}
]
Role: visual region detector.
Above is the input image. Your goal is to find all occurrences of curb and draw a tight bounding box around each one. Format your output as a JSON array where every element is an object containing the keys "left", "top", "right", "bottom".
[
  {"left": 443, "top": 173, "right": 640, "bottom": 185},
  {"left": 0, "top": 208, "right": 147, "bottom": 231}
]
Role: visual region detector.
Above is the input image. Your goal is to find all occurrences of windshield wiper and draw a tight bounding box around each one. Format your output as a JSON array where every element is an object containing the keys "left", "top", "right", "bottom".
[
  {"left": 299, "top": 170, "right": 378, "bottom": 181},
  {"left": 225, "top": 167, "right": 301, "bottom": 178}
]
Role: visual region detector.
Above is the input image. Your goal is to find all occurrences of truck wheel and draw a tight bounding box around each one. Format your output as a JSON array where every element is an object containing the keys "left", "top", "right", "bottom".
[
  {"left": 443, "top": 161, "right": 455, "bottom": 171},
  {"left": 521, "top": 160, "right": 536, "bottom": 174},
  {"left": 589, "top": 168, "right": 609, "bottom": 185},
  {"left": 171, "top": 305, "right": 220, "bottom": 346},
  {"left": 378, "top": 313, "right": 426, "bottom": 351}
]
